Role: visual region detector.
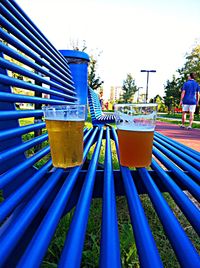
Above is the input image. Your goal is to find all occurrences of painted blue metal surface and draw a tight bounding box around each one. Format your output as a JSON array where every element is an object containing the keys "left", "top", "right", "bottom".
[
  {"left": 112, "top": 128, "right": 163, "bottom": 268},
  {"left": 58, "top": 128, "right": 104, "bottom": 268},
  {"left": 139, "top": 168, "right": 200, "bottom": 268},
  {"left": 60, "top": 50, "right": 89, "bottom": 107},
  {"left": 99, "top": 127, "right": 121, "bottom": 268}
]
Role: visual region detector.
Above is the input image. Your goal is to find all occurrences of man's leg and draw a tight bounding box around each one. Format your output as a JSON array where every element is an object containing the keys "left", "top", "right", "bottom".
[
  {"left": 189, "top": 112, "right": 194, "bottom": 127},
  {"left": 181, "top": 111, "right": 187, "bottom": 127}
]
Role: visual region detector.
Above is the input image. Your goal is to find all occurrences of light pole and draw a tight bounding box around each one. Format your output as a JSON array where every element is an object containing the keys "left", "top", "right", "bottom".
[
  {"left": 141, "top": 70, "right": 156, "bottom": 102},
  {"left": 137, "top": 87, "right": 143, "bottom": 103}
]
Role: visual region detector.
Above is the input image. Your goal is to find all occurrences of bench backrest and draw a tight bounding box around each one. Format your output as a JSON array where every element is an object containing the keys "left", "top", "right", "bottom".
[
  {"left": 88, "top": 86, "right": 103, "bottom": 120},
  {"left": 0, "top": 0, "right": 77, "bottom": 197}
]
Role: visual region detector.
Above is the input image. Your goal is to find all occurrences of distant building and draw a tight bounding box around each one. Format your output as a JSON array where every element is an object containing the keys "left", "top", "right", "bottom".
[{"left": 110, "top": 86, "right": 123, "bottom": 101}]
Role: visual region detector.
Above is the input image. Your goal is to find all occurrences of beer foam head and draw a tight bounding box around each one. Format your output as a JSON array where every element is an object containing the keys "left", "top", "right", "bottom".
[
  {"left": 42, "top": 105, "right": 85, "bottom": 121},
  {"left": 115, "top": 110, "right": 157, "bottom": 131}
]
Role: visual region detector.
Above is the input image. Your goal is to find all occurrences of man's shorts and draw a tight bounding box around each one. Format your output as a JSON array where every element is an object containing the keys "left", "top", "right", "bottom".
[{"left": 182, "top": 104, "right": 196, "bottom": 113}]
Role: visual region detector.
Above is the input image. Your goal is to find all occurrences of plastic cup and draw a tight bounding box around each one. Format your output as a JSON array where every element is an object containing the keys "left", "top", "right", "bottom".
[
  {"left": 42, "top": 105, "right": 85, "bottom": 168},
  {"left": 114, "top": 103, "right": 157, "bottom": 167}
]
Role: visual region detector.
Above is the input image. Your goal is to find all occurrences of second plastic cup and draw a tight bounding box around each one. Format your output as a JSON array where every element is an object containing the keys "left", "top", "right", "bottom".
[
  {"left": 114, "top": 103, "right": 157, "bottom": 167},
  {"left": 43, "top": 105, "right": 85, "bottom": 168}
]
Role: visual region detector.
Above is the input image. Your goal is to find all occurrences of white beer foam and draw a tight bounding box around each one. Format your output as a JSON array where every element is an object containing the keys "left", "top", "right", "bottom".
[
  {"left": 117, "top": 125, "right": 154, "bottom": 131},
  {"left": 44, "top": 110, "right": 85, "bottom": 121}
]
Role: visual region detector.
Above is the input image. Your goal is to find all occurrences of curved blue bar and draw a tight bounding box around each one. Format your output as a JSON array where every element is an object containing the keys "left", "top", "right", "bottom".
[
  {"left": 0, "top": 146, "right": 50, "bottom": 189},
  {"left": 153, "top": 140, "right": 200, "bottom": 181},
  {"left": 111, "top": 128, "right": 163, "bottom": 268},
  {"left": 0, "top": 43, "right": 75, "bottom": 92},
  {"left": 0, "top": 110, "right": 43, "bottom": 120},
  {"left": 17, "top": 129, "right": 99, "bottom": 268},
  {"left": 0, "top": 134, "right": 48, "bottom": 164},
  {"left": 0, "top": 122, "right": 45, "bottom": 141},
  {"left": 0, "top": 4, "right": 70, "bottom": 74},
  {"left": 0, "top": 168, "right": 64, "bottom": 267},
  {"left": 153, "top": 148, "right": 200, "bottom": 202},
  {"left": 151, "top": 159, "right": 200, "bottom": 235},
  {"left": 58, "top": 128, "right": 104, "bottom": 268},
  {"left": 3, "top": 0, "right": 68, "bottom": 68},
  {"left": 99, "top": 127, "right": 121, "bottom": 268},
  {"left": 138, "top": 168, "right": 200, "bottom": 268},
  {"left": 0, "top": 28, "right": 73, "bottom": 84},
  {"left": 155, "top": 132, "right": 200, "bottom": 158},
  {"left": 0, "top": 57, "right": 76, "bottom": 93},
  {"left": 154, "top": 135, "right": 200, "bottom": 171},
  {"left": 0, "top": 15, "right": 72, "bottom": 79},
  {"left": 0, "top": 159, "right": 52, "bottom": 224},
  {"left": 0, "top": 92, "right": 74, "bottom": 105}
]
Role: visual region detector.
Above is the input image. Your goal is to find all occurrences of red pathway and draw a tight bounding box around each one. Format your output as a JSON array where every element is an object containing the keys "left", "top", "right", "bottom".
[{"left": 155, "top": 121, "right": 200, "bottom": 152}]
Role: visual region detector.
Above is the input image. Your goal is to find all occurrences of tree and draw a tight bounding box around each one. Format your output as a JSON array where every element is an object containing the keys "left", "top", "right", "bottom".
[
  {"left": 120, "top": 73, "right": 138, "bottom": 103},
  {"left": 163, "top": 75, "right": 181, "bottom": 111},
  {"left": 164, "top": 43, "right": 200, "bottom": 114},
  {"left": 88, "top": 55, "right": 104, "bottom": 90}
]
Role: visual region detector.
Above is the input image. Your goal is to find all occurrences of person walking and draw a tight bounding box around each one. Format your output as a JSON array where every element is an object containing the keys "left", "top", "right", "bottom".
[{"left": 179, "top": 72, "right": 200, "bottom": 129}]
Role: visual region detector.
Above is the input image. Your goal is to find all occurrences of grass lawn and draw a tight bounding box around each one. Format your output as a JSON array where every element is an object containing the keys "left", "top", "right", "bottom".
[{"left": 1, "top": 114, "right": 199, "bottom": 267}]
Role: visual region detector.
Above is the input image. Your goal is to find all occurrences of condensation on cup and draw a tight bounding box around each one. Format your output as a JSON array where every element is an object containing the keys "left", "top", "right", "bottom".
[{"left": 114, "top": 103, "right": 157, "bottom": 168}]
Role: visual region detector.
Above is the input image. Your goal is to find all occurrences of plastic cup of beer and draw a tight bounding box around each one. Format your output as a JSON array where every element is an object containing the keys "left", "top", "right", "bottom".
[
  {"left": 114, "top": 103, "right": 157, "bottom": 168},
  {"left": 42, "top": 104, "right": 85, "bottom": 168}
]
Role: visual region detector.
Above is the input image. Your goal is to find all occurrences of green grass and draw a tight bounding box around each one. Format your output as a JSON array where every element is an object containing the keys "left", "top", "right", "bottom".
[{"left": 158, "top": 118, "right": 200, "bottom": 129}]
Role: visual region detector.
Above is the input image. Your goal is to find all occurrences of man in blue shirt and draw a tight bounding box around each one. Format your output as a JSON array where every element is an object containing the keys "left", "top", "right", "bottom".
[{"left": 179, "top": 73, "right": 200, "bottom": 129}]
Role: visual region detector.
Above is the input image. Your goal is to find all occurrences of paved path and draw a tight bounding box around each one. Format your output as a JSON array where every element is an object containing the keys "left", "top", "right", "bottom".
[{"left": 155, "top": 121, "right": 200, "bottom": 152}]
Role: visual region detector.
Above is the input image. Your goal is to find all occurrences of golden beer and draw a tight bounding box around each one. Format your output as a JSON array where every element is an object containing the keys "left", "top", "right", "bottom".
[
  {"left": 46, "top": 119, "right": 84, "bottom": 168},
  {"left": 117, "top": 128, "right": 154, "bottom": 167}
]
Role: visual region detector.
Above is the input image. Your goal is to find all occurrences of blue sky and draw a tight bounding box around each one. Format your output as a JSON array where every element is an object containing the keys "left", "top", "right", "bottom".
[{"left": 16, "top": 0, "right": 200, "bottom": 100}]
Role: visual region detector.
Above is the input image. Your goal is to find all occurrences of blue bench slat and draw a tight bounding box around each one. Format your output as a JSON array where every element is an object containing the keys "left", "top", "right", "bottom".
[
  {"left": 0, "top": 160, "right": 52, "bottom": 225},
  {"left": 100, "top": 127, "right": 121, "bottom": 268},
  {"left": 0, "top": 134, "right": 48, "bottom": 164},
  {"left": 155, "top": 132, "right": 200, "bottom": 159},
  {"left": 4, "top": 0, "right": 70, "bottom": 72},
  {"left": 0, "top": 42, "right": 76, "bottom": 92},
  {"left": 153, "top": 140, "right": 200, "bottom": 181},
  {"left": 0, "top": 15, "right": 72, "bottom": 81},
  {"left": 0, "top": 28, "right": 74, "bottom": 85},
  {"left": 59, "top": 128, "right": 104, "bottom": 268},
  {"left": 0, "top": 110, "right": 43, "bottom": 120},
  {"left": 0, "top": 122, "right": 45, "bottom": 141},
  {"left": 1, "top": 3, "right": 71, "bottom": 76},
  {"left": 0, "top": 146, "right": 50, "bottom": 190},
  {"left": 139, "top": 168, "right": 200, "bottom": 268},
  {"left": 153, "top": 147, "right": 200, "bottom": 202},
  {"left": 0, "top": 57, "right": 76, "bottom": 94},
  {"left": 154, "top": 135, "right": 200, "bottom": 171},
  {"left": 0, "top": 91, "right": 74, "bottom": 105},
  {"left": 151, "top": 159, "right": 200, "bottom": 235},
  {"left": 17, "top": 128, "right": 99, "bottom": 267},
  {"left": 112, "top": 128, "right": 163, "bottom": 268},
  {"left": 0, "top": 168, "right": 64, "bottom": 267}
]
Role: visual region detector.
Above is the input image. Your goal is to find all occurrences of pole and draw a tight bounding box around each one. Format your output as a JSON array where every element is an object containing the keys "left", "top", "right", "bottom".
[{"left": 146, "top": 72, "right": 149, "bottom": 103}]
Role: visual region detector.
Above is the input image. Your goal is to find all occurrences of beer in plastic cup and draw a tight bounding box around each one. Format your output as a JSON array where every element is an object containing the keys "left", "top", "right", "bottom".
[
  {"left": 114, "top": 103, "right": 157, "bottom": 167},
  {"left": 42, "top": 105, "right": 85, "bottom": 168}
]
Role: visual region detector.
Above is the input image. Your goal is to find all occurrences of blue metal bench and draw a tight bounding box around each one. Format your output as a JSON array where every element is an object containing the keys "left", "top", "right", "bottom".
[
  {"left": 88, "top": 86, "right": 116, "bottom": 125},
  {"left": 0, "top": 1, "right": 200, "bottom": 267}
]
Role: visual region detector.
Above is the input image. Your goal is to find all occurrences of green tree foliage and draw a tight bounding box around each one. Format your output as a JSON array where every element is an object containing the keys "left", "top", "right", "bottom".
[
  {"left": 120, "top": 73, "right": 138, "bottom": 103},
  {"left": 88, "top": 56, "right": 104, "bottom": 90},
  {"left": 150, "top": 95, "right": 166, "bottom": 112},
  {"left": 164, "top": 43, "right": 200, "bottom": 113},
  {"left": 164, "top": 76, "right": 181, "bottom": 111}
]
